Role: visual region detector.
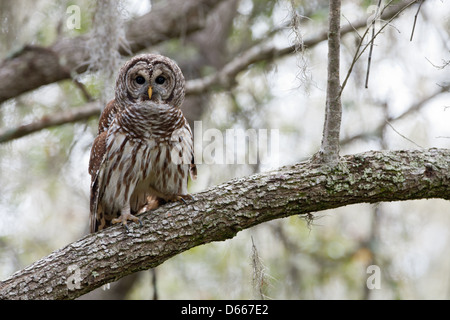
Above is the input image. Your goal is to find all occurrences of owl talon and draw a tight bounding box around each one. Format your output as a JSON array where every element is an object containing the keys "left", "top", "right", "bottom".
[
  {"left": 112, "top": 212, "right": 141, "bottom": 231},
  {"left": 176, "top": 194, "right": 194, "bottom": 204}
]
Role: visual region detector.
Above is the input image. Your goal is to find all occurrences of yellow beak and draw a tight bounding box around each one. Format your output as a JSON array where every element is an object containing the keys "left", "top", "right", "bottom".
[{"left": 148, "top": 86, "right": 153, "bottom": 99}]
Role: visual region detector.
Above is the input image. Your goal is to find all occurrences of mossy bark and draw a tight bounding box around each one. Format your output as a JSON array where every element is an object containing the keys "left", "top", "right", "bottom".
[{"left": 0, "top": 148, "right": 449, "bottom": 299}]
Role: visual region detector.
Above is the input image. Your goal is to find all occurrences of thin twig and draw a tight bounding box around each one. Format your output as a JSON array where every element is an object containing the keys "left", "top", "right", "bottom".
[
  {"left": 0, "top": 1, "right": 421, "bottom": 144},
  {"left": 72, "top": 78, "right": 94, "bottom": 102},
  {"left": 385, "top": 120, "right": 423, "bottom": 149},
  {"left": 365, "top": 0, "right": 383, "bottom": 89},
  {"left": 340, "top": 0, "right": 420, "bottom": 97},
  {"left": 340, "top": 0, "right": 397, "bottom": 95},
  {"left": 425, "top": 57, "right": 450, "bottom": 70},
  {"left": 410, "top": 0, "right": 424, "bottom": 41},
  {"left": 0, "top": 148, "right": 449, "bottom": 299},
  {"left": 317, "top": 0, "right": 343, "bottom": 164},
  {"left": 340, "top": 83, "right": 449, "bottom": 145}
]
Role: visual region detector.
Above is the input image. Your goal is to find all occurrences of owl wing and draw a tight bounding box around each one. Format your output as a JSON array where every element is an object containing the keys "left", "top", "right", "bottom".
[
  {"left": 183, "top": 121, "right": 197, "bottom": 181},
  {"left": 88, "top": 131, "right": 109, "bottom": 233},
  {"left": 98, "top": 99, "right": 121, "bottom": 134},
  {"left": 89, "top": 100, "right": 123, "bottom": 232}
]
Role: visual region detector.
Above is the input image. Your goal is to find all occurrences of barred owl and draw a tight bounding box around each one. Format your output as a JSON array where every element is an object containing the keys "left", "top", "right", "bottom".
[{"left": 89, "top": 54, "right": 197, "bottom": 233}]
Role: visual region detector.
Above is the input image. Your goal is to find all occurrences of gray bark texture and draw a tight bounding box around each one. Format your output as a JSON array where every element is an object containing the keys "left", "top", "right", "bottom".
[
  {"left": 320, "top": 0, "right": 342, "bottom": 163},
  {"left": 0, "top": 148, "right": 449, "bottom": 300}
]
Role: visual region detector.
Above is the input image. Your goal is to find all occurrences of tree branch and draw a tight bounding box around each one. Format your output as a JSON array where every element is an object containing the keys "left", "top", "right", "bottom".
[
  {"left": 0, "top": 0, "right": 420, "bottom": 106},
  {"left": 0, "top": 102, "right": 101, "bottom": 143},
  {"left": 0, "top": 0, "right": 222, "bottom": 104},
  {"left": 0, "top": 2, "right": 422, "bottom": 145},
  {"left": 318, "top": 0, "right": 342, "bottom": 163},
  {"left": 186, "top": 0, "right": 420, "bottom": 95},
  {"left": 0, "top": 32, "right": 341, "bottom": 144},
  {"left": 340, "top": 0, "right": 421, "bottom": 95},
  {"left": 0, "top": 148, "right": 448, "bottom": 300},
  {"left": 340, "top": 83, "right": 450, "bottom": 145}
]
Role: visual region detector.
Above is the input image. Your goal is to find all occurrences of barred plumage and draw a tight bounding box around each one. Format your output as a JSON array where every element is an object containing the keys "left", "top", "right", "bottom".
[{"left": 89, "top": 54, "right": 196, "bottom": 233}]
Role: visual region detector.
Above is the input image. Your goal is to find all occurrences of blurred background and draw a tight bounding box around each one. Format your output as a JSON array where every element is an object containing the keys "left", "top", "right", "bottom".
[{"left": 0, "top": 0, "right": 449, "bottom": 299}]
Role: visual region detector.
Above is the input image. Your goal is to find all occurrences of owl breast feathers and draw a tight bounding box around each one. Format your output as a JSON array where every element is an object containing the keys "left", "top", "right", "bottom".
[{"left": 89, "top": 54, "right": 197, "bottom": 233}]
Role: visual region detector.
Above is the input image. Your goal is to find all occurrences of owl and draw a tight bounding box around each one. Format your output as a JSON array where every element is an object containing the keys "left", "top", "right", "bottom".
[{"left": 88, "top": 54, "right": 197, "bottom": 233}]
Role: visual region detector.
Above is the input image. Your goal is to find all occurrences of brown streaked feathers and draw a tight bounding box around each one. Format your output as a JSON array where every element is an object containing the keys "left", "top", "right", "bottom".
[{"left": 89, "top": 54, "right": 197, "bottom": 233}]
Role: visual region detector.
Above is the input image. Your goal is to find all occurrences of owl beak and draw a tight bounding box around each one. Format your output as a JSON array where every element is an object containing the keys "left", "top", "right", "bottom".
[{"left": 147, "top": 86, "right": 153, "bottom": 99}]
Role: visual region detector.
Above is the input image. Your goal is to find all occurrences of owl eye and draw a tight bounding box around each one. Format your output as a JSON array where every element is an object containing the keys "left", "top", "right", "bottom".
[
  {"left": 135, "top": 76, "right": 146, "bottom": 84},
  {"left": 155, "top": 76, "right": 166, "bottom": 84}
]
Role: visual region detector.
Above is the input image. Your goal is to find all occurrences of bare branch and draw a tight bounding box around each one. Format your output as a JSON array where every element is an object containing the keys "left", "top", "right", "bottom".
[
  {"left": 365, "top": 0, "right": 383, "bottom": 89},
  {"left": 410, "top": 0, "right": 424, "bottom": 41},
  {"left": 185, "top": 2, "right": 416, "bottom": 96},
  {"left": 340, "top": 84, "right": 450, "bottom": 145},
  {"left": 0, "top": 102, "right": 101, "bottom": 143},
  {"left": 426, "top": 57, "right": 450, "bottom": 70},
  {"left": 0, "top": 0, "right": 426, "bottom": 145},
  {"left": 0, "top": 45, "right": 72, "bottom": 104},
  {"left": 0, "top": 0, "right": 222, "bottom": 104},
  {"left": 0, "top": 0, "right": 420, "bottom": 106},
  {"left": 340, "top": 0, "right": 421, "bottom": 96},
  {"left": 385, "top": 120, "right": 424, "bottom": 149},
  {"left": 0, "top": 148, "right": 448, "bottom": 300},
  {"left": 318, "top": 0, "right": 342, "bottom": 164}
]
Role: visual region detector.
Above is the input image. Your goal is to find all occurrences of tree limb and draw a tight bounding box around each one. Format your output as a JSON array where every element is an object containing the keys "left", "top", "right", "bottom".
[
  {"left": 0, "top": 102, "right": 101, "bottom": 143},
  {"left": 186, "top": 0, "right": 420, "bottom": 96},
  {"left": 318, "top": 0, "right": 342, "bottom": 163},
  {"left": 340, "top": 83, "right": 450, "bottom": 145},
  {"left": 0, "top": 2, "right": 422, "bottom": 144},
  {"left": 0, "top": 0, "right": 420, "bottom": 105},
  {"left": 0, "top": 148, "right": 448, "bottom": 300},
  {"left": 340, "top": 0, "right": 421, "bottom": 96},
  {"left": 0, "top": 0, "right": 222, "bottom": 104}
]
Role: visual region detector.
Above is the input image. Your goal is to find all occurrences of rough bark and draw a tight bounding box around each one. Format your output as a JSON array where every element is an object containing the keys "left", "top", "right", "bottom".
[
  {"left": 0, "top": 148, "right": 448, "bottom": 300},
  {"left": 319, "top": 0, "right": 342, "bottom": 163}
]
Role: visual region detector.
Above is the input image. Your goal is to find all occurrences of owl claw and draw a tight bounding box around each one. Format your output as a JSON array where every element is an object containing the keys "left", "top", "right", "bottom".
[
  {"left": 176, "top": 194, "right": 194, "bottom": 204},
  {"left": 112, "top": 212, "right": 142, "bottom": 231}
]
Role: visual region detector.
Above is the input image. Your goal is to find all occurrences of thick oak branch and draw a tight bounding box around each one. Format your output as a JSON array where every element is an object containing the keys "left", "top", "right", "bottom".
[{"left": 0, "top": 148, "right": 449, "bottom": 300}]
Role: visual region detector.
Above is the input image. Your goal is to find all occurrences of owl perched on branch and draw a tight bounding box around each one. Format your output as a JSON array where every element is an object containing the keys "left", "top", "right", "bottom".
[{"left": 89, "top": 54, "right": 197, "bottom": 233}]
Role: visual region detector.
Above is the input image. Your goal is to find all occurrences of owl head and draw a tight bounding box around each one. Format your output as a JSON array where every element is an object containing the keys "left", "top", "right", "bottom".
[{"left": 115, "top": 54, "right": 185, "bottom": 109}]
